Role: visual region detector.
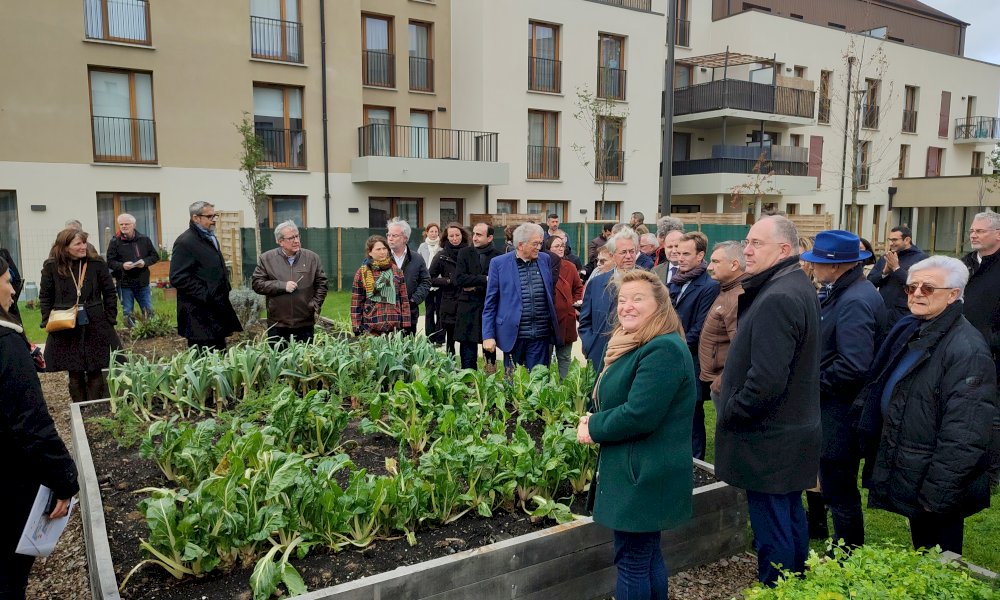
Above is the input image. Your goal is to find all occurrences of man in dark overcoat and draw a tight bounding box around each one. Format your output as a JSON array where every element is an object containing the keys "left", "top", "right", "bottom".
[
  {"left": 169, "top": 201, "right": 242, "bottom": 350},
  {"left": 455, "top": 222, "right": 502, "bottom": 370},
  {"left": 715, "top": 215, "right": 821, "bottom": 587}
]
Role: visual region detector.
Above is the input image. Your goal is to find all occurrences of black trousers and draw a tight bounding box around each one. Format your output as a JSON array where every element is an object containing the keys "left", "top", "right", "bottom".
[
  {"left": 1, "top": 485, "right": 37, "bottom": 599},
  {"left": 68, "top": 370, "right": 108, "bottom": 402},
  {"left": 459, "top": 343, "right": 496, "bottom": 369},
  {"left": 909, "top": 511, "right": 964, "bottom": 554},
  {"left": 187, "top": 338, "right": 227, "bottom": 352},
  {"left": 268, "top": 325, "right": 315, "bottom": 345},
  {"left": 819, "top": 455, "right": 864, "bottom": 547},
  {"left": 691, "top": 381, "right": 711, "bottom": 460}
]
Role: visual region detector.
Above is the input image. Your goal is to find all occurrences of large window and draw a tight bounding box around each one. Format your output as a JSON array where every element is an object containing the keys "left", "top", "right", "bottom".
[
  {"left": 251, "top": 0, "right": 302, "bottom": 63},
  {"left": 84, "top": 0, "right": 150, "bottom": 45},
  {"left": 598, "top": 34, "right": 625, "bottom": 100},
  {"left": 408, "top": 21, "right": 433, "bottom": 92},
  {"left": 89, "top": 68, "right": 156, "bottom": 163},
  {"left": 362, "top": 106, "right": 395, "bottom": 157},
  {"left": 862, "top": 78, "right": 880, "bottom": 129},
  {"left": 0, "top": 191, "right": 20, "bottom": 271},
  {"left": 410, "top": 110, "right": 432, "bottom": 158},
  {"left": 496, "top": 200, "right": 518, "bottom": 214},
  {"left": 528, "top": 21, "right": 560, "bottom": 93},
  {"left": 440, "top": 199, "right": 463, "bottom": 225},
  {"left": 259, "top": 196, "right": 306, "bottom": 229},
  {"left": 363, "top": 14, "right": 394, "bottom": 87},
  {"left": 597, "top": 117, "right": 624, "bottom": 182},
  {"left": 527, "top": 200, "right": 567, "bottom": 221},
  {"left": 856, "top": 141, "right": 871, "bottom": 190},
  {"left": 594, "top": 200, "right": 621, "bottom": 221},
  {"left": 369, "top": 198, "right": 421, "bottom": 229},
  {"left": 97, "top": 192, "right": 160, "bottom": 253},
  {"left": 898, "top": 144, "right": 910, "bottom": 178},
  {"left": 253, "top": 84, "right": 305, "bottom": 169},
  {"left": 902, "top": 85, "right": 918, "bottom": 133},
  {"left": 527, "top": 110, "right": 559, "bottom": 180},
  {"left": 818, "top": 70, "right": 832, "bottom": 124}
]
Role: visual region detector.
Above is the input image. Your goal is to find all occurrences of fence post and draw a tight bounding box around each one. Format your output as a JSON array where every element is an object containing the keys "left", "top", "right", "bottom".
[{"left": 336, "top": 227, "right": 343, "bottom": 292}]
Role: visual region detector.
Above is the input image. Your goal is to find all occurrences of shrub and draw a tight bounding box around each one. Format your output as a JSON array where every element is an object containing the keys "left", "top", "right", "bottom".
[
  {"left": 130, "top": 311, "right": 175, "bottom": 340},
  {"left": 229, "top": 286, "right": 265, "bottom": 330}
]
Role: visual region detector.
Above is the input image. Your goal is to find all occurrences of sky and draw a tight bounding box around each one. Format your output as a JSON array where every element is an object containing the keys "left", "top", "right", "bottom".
[{"left": 921, "top": 0, "right": 1000, "bottom": 64}]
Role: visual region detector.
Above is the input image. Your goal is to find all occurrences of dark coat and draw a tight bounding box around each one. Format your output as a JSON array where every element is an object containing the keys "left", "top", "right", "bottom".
[
  {"left": 855, "top": 303, "right": 997, "bottom": 518},
  {"left": 397, "top": 248, "right": 431, "bottom": 325},
  {"left": 636, "top": 252, "right": 655, "bottom": 270},
  {"left": 454, "top": 244, "right": 501, "bottom": 343},
  {"left": 669, "top": 268, "right": 720, "bottom": 379},
  {"left": 0, "top": 248, "right": 23, "bottom": 321},
  {"left": 552, "top": 257, "right": 584, "bottom": 344},
  {"left": 579, "top": 269, "right": 617, "bottom": 373},
  {"left": 105, "top": 231, "right": 159, "bottom": 288},
  {"left": 867, "top": 245, "right": 928, "bottom": 325},
  {"left": 169, "top": 223, "right": 242, "bottom": 342},
  {"left": 251, "top": 248, "right": 328, "bottom": 329},
  {"left": 588, "top": 333, "right": 696, "bottom": 533},
  {"left": 715, "top": 256, "right": 822, "bottom": 494},
  {"left": 817, "top": 265, "right": 887, "bottom": 460},
  {"left": 482, "top": 251, "right": 559, "bottom": 352},
  {"left": 961, "top": 250, "right": 1000, "bottom": 364},
  {"left": 40, "top": 257, "right": 121, "bottom": 372},
  {"left": 0, "top": 319, "right": 79, "bottom": 555},
  {"left": 428, "top": 243, "right": 466, "bottom": 327}
]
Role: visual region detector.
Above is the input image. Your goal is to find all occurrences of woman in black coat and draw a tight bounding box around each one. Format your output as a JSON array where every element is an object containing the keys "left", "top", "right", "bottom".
[
  {"left": 40, "top": 229, "right": 121, "bottom": 402},
  {"left": 0, "top": 255, "right": 79, "bottom": 599},
  {"left": 428, "top": 223, "right": 469, "bottom": 355}
]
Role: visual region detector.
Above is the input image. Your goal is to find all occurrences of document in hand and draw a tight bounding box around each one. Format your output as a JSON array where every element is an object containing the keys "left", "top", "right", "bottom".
[{"left": 16, "top": 485, "right": 76, "bottom": 557}]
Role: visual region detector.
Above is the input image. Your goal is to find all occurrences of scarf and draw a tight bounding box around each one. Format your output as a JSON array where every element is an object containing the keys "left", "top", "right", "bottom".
[
  {"left": 602, "top": 330, "right": 643, "bottom": 369},
  {"left": 362, "top": 258, "right": 397, "bottom": 304},
  {"left": 670, "top": 260, "right": 707, "bottom": 287}
]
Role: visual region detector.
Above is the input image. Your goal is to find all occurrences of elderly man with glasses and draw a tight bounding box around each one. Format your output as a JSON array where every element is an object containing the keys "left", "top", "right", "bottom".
[
  {"left": 105, "top": 212, "right": 159, "bottom": 327},
  {"left": 169, "top": 201, "right": 242, "bottom": 350},
  {"left": 251, "top": 220, "right": 328, "bottom": 344},
  {"left": 579, "top": 226, "right": 639, "bottom": 373}
]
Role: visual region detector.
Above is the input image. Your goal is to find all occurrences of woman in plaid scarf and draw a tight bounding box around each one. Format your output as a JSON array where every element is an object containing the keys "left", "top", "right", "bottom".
[{"left": 351, "top": 235, "right": 411, "bottom": 335}]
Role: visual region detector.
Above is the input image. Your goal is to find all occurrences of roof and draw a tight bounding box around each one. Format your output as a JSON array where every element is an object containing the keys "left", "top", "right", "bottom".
[
  {"left": 878, "top": 0, "right": 969, "bottom": 26},
  {"left": 676, "top": 51, "right": 774, "bottom": 69}
]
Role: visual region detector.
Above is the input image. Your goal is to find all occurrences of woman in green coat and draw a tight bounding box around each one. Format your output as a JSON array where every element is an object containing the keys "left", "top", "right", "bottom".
[{"left": 576, "top": 269, "right": 696, "bottom": 600}]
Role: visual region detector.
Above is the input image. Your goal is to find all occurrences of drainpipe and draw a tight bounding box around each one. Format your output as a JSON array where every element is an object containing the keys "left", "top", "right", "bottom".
[
  {"left": 320, "top": 0, "right": 331, "bottom": 227},
  {"left": 484, "top": 185, "right": 490, "bottom": 214},
  {"left": 660, "top": 0, "right": 676, "bottom": 217},
  {"left": 837, "top": 56, "right": 855, "bottom": 230}
]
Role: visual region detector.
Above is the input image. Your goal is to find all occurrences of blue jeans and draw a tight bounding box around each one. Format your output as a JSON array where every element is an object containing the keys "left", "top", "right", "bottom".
[
  {"left": 120, "top": 284, "right": 153, "bottom": 325},
  {"left": 612, "top": 530, "right": 668, "bottom": 600},
  {"left": 507, "top": 337, "right": 551, "bottom": 371},
  {"left": 746, "top": 490, "right": 809, "bottom": 586}
]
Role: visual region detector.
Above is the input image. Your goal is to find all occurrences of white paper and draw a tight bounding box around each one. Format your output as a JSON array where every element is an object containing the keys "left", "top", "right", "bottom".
[{"left": 16, "top": 486, "right": 76, "bottom": 557}]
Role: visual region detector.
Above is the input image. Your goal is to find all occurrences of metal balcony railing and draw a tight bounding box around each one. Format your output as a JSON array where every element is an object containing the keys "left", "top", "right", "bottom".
[
  {"left": 591, "top": 0, "right": 652, "bottom": 11},
  {"left": 675, "top": 19, "right": 691, "bottom": 46},
  {"left": 84, "top": 0, "right": 150, "bottom": 44},
  {"left": 529, "top": 56, "right": 561, "bottom": 93},
  {"left": 255, "top": 127, "right": 306, "bottom": 169},
  {"left": 597, "top": 66, "right": 627, "bottom": 101},
  {"left": 862, "top": 104, "right": 880, "bottom": 129},
  {"left": 250, "top": 16, "right": 303, "bottom": 63},
  {"left": 358, "top": 124, "right": 499, "bottom": 161},
  {"left": 527, "top": 145, "right": 560, "bottom": 179},
  {"left": 818, "top": 98, "right": 831, "bottom": 124},
  {"left": 902, "top": 109, "right": 918, "bottom": 133},
  {"left": 409, "top": 56, "right": 434, "bottom": 92},
  {"left": 955, "top": 116, "right": 1000, "bottom": 141},
  {"left": 363, "top": 50, "right": 395, "bottom": 87},
  {"left": 597, "top": 150, "right": 625, "bottom": 182},
  {"left": 672, "top": 79, "right": 816, "bottom": 119},
  {"left": 672, "top": 144, "right": 809, "bottom": 177},
  {"left": 856, "top": 166, "right": 870, "bottom": 190},
  {"left": 91, "top": 116, "right": 156, "bottom": 163}
]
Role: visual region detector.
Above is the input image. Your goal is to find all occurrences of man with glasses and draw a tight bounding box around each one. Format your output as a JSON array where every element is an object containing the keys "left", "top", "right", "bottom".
[
  {"left": 715, "top": 215, "right": 821, "bottom": 586},
  {"left": 579, "top": 227, "right": 639, "bottom": 373},
  {"left": 169, "top": 201, "right": 242, "bottom": 350},
  {"left": 251, "top": 220, "right": 328, "bottom": 344},
  {"left": 106, "top": 213, "right": 159, "bottom": 328},
  {"left": 386, "top": 217, "right": 430, "bottom": 336},
  {"left": 962, "top": 210, "right": 1000, "bottom": 375},
  {"left": 867, "top": 226, "right": 928, "bottom": 326}
]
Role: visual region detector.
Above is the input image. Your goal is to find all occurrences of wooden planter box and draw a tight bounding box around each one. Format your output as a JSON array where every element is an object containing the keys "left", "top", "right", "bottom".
[
  {"left": 71, "top": 400, "right": 748, "bottom": 600},
  {"left": 147, "top": 260, "right": 170, "bottom": 282}
]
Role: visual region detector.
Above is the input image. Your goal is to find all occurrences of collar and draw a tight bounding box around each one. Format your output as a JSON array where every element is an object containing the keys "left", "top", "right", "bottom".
[
  {"left": 910, "top": 301, "right": 965, "bottom": 350},
  {"left": 192, "top": 221, "right": 215, "bottom": 237},
  {"left": 0, "top": 318, "right": 24, "bottom": 334},
  {"left": 720, "top": 273, "right": 747, "bottom": 292},
  {"left": 741, "top": 255, "right": 801, "bottom": 293},
  {"left": 827, "top": 263, "right": 864, "bottom": 297}
]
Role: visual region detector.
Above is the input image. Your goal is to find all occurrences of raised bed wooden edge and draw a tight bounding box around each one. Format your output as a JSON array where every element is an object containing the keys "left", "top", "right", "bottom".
[{"left": 71, "top": 400, "right": 749, "bottom": 600}]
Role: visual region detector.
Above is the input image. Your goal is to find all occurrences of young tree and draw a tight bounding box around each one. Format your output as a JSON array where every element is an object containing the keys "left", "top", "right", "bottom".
[
  {"left": 571, "top": 85, "right": 630, "bottom": 220},
  {"left": 730, "top": 152, "right": 782, "bottom": 221},
  {"left": 237, "top": 112, "right": 272, "bottom": 257},
  {"left": 980, "top": 142, "right": 1000, "bottom": 208}
]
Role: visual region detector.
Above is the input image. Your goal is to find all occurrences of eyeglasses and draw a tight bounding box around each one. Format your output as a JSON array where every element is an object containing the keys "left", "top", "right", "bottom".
[
  {"left": 282, "top": 234, "right": 301, "bottom": 241},
  {"left": 740, "top": 239, "right": 785, "bottom": 249},
  {"left": 904, "top": 283, "right": 956, "bottom": 296},
  {"left": 969, "top": 228, "right": 999, "bottom": 235},
  {"left": 615, "top": 249, "right": 638, "bottom": 256},
  {"left": 197, "top": 213, "right": 219, "bottom": 221}
]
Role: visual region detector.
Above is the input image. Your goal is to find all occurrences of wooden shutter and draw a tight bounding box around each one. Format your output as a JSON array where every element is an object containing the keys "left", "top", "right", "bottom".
[
  {"left": 808, "top": 135, "right": 824, "bottom": 188},
  {"left": 938, "top": 91, "right": 951, "bottom": 138},
  {"left": 925, "top": 147, "right": 940, "bottom": 177}
]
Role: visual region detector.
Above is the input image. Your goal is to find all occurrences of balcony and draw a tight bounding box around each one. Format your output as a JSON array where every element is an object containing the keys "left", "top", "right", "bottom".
[
  {"left": 955, "top": 116, "right": 1000, "bottom": 144},
  {"left": 409, "top": 56, "right": 434, "bottom": 92},
  {"left": 352, "top": 125, "right": 508, "bottom": 185},
  {"left": 84, "top": 0, "right": 150, "bottom": 45},
  {"left": 528, "top": 56, "right": 561, "bottom": 93},
  {"left": 597, "top": 150, "right": 625, "bottom": 182},
  {"left": 256, "top": 127, "right": 306, "bottom": 169},
  {"left": 527, "top": 145, "right": 560, "bottom": 180},
  {"left": 250, "top": 16, "right": 303, "bottom": 63},
  {"left": 675, "top": 19, "right": 691, "bottom": 46},
  {"left": 91, "top": 116, "right": 156, "bottom": 163},
  {"left": 902, "top": 109, "right": 918, "bottom": 133},
  {"left": 597, "top": 66, "right": 627, "bottom": 101},
  {"left": 363, "top": 50, "right": 395, "bottom": 88},
  {"left": 671, "top": 144, "right": 817, "bottom": 196},
  {"left": 671, "top": 79, "right": 816, "bottom": 127},
  {"left": 590, "top": 0, "right": 652, "bottom": 11}
]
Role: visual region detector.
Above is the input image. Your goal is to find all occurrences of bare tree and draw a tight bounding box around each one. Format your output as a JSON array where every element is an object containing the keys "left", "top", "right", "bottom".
[
  {"left": 571, "top": 85, "right": 630, "bottom": 220},
  {"left": 977, "top": 142, "right": 1000, "bottom": 209},
  {"left": 236, "top": 112, "right": 272, "bottom": 258},
  {"left": 730, "top": 153, "right": 782, "bottom": 221}
]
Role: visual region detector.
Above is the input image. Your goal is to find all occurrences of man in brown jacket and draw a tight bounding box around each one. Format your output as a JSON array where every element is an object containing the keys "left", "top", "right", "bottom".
[
  {"left": 698, "top": 240, "right": 746, "bottom": 414},
  {"left": 251, "top": 220, "right": 328, "bottom": 343}
]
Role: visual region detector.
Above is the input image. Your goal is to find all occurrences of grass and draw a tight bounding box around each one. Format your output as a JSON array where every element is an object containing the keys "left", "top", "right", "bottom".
[{"left": 702, "top": 407, "right": 1000, "bottom": 571}]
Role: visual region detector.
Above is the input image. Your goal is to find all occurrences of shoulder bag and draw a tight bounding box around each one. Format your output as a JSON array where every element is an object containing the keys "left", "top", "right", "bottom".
[{"left": 45, "top": 262, "right": 88, "bottom": 333}]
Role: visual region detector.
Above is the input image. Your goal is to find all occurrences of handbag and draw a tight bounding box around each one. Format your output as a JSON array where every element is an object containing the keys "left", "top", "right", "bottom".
[{"left": 45, "top": 262, "right": 87, "bottom": 333}]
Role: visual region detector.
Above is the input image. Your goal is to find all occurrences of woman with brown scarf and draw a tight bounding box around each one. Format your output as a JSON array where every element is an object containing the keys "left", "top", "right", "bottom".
[
  {"left": 350, "top": 235, "right": 411, "bottom": 335},
  {"left": 576, "top": 269, "right": 696, "bottom": 600}
]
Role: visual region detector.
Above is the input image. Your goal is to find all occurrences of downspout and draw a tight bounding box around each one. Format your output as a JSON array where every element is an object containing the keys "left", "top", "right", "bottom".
[
  {"left": 660, "top": 0, "right": 676, "bottom": 217},
  {"left": 837, "top": 56, "right": 854, "bottom": 230},
  {"left": 484, "top": 185, "right": 490, "bottom": 214},
  {"left": 320, "top": 0, "right": 331, "bottom": 227}
]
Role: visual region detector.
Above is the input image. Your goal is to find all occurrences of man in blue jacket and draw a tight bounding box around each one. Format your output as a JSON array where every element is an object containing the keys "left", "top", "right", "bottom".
[
  {"left": 802, "top": 230, "right": 887, "bottom": 548},
  {"left": 482, "top": 223, "right": 559, "bottom": 370},
  {"left": 579, "top": 227, "right": 639, "bottom": 373},
  {"left": 867, "top": 226, "right": 927, "bottom": 326}
]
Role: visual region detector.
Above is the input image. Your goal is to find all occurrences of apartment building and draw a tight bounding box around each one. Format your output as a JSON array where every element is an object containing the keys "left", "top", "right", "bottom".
[{"left": 667, "top": 0, "right": 1000, "bottom": 248}]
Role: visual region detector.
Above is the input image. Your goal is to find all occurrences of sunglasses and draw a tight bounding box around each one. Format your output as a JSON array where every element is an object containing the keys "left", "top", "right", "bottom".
[{"left": 904, "top": 283, "right": 956, "bottom": 296}]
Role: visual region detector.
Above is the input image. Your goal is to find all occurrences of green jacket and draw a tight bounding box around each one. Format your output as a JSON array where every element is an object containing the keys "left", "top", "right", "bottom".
[{"left": 588, "top": 332, "right": 696, "bottom": 533}]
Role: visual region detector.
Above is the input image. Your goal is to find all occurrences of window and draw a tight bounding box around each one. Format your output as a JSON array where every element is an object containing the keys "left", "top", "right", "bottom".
[
  {"left": 496, "top": 200, "right": 518, "bottom": 214},
  {"left": 250, "top": 0, "right": 302, "bottom": 63},
  {"left": 362, "top": 106, "right": 395, "bottom": 157},
  {"left": 789, "top": 134, "right": 803, "bottom": 147},
  {"left": 597, "top": 117, "right": 624, "bottom": 182},
  {"left": 749, "top": 130, "right": 780, "bottom": 146},
  {"left": 939, "top": 91, "right": 951, "bottom": 137},
  {"left": 259, "top": 196, "right": 306, "bottom": 229},
  {"left": 674, "top": 63, "right": 693, "bottom": 89},
  {"left": 89, "top": 68, "right": 156, "bottom": 163},
  {"left": 408, "top": 21, "right": 433, "bottom": 92},
  {"left": 598, "top": 34, "right": 626, "bottom": 100},
  {"left": 363, "top": 14, "right": 394, "bottom": 87},
  {"left": 528, "top": 21, "right": 560, "bottom": 93},
  {"left": 594, "top": 201, "right": 621, "bottom": 221},
  {"left": 813, "top": 203, "right": 824, "bottom": 215},
  {"left": 862, "top": 78, "right": 880, "bottom": 129},
  {"left": 527, "top": 110, "right": 559, "bottom": 179},
  {"left": 673, "top": 132, "right": 691, "bottom": 161},
  {"left": 97, "top": 192, "right": 161, "bottom": 253},
  {"left": 440, "top": 199, "right": 463, "bottom": 225},
  {"left": 409, "top": 110, "right": 432, "bottom": 158},
  {"left": 785, "top": 203, "right": 798, "bottom": 215},
  {"left": 742, "top": 3, "right": 771, "bottom": 11},
  {"left": 369, "top": 197, "right": 421, "bottom": 229},
  {"left": 527, "top": 200, "right": 567, "bottom": 221},
  {"left": 925, "top": 147, "right": 944, "bottom": 177},
  {"left": 898, "top": 144, "right": 910, "bottom": 178},
  {"left": 253, "top": 84, "right": 305, "bottom": 169},
  {"left": 818, "top": 70, "right": 832, "bottom": 124},
  {"left": 856, "top": 140, "right": 871, "bottom": 190},
  {"left": 902, "top": 85, "right": 918, "bottom": 133},
  {"left": 872, "top": 204, "right": 883, "bottom": 244},
  {"left": 675, "top": 0, "right": 691, "bottom": 46},
  {"left": 793, "top": 65, "right": 806, "bottom": 78},
  {"left": 828, "top": 22, "right": 846, "bottom": 30},
  {"left": 972, "top": 151, "right": 985, "bottom": 176},
  {"left": 0, "top": 191, "right": 20, "bottom": 271},
  {"left": 84, "top": 0, "right": 150, "bottom": 45},
  {"left": 808, "top": 135, "right": 824, "bottom": 188}
]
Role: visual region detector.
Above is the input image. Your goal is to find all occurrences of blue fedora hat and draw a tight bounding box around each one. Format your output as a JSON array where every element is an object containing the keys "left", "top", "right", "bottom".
[{"left": 800, "top": 229, "right": 872, "bottom": 264}]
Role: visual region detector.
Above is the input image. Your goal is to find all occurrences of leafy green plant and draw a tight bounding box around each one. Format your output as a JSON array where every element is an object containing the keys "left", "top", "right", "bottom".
[
  {"left": 129, "top": 310, "right": 175, "bottom": 340},
  {"left": 229, "top": 286, "right": 265, "bottom": 331}
]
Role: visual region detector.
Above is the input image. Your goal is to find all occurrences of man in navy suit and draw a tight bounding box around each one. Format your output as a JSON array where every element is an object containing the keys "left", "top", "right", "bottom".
[
  {"left": 579, "top": 227, "right": 639, "bottom": 373},
  {"left": 482, "top": 223, "right": 560, "bottom": 370}
]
